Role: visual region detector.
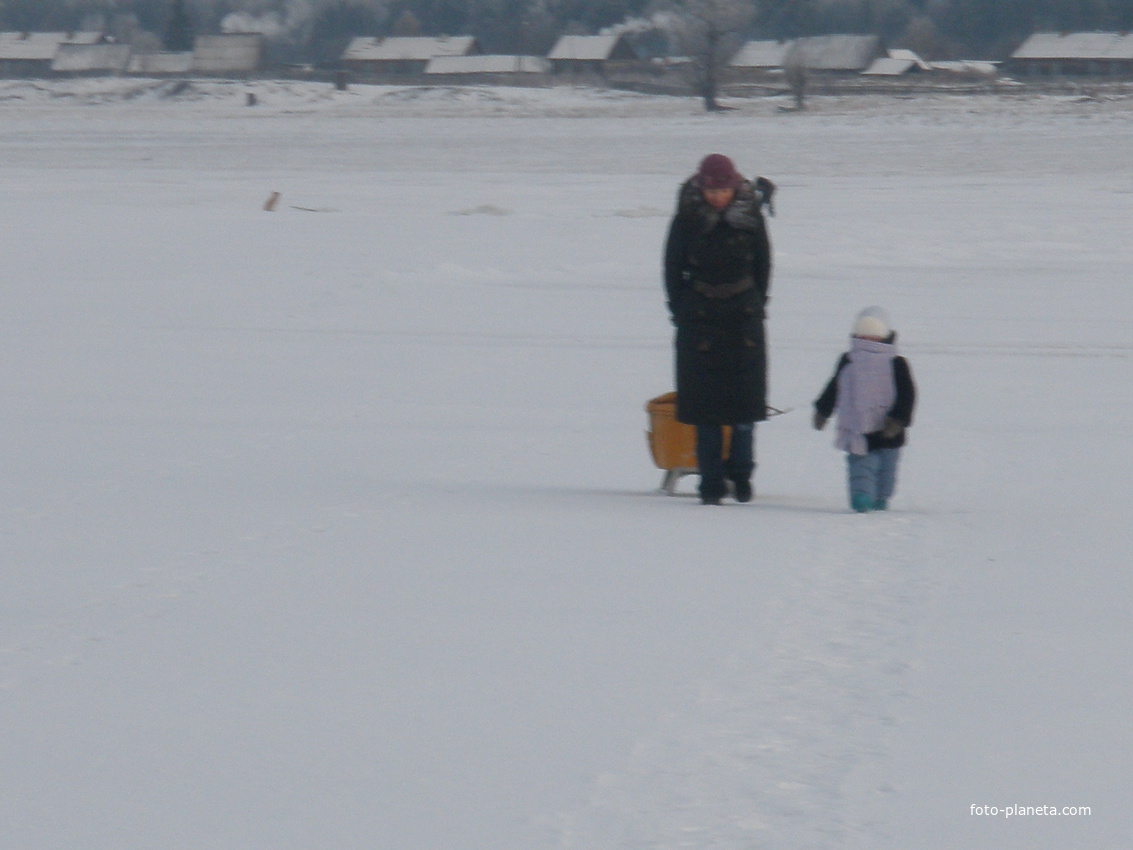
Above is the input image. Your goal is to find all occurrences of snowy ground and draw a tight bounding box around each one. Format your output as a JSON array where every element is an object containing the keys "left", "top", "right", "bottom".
[{"left": 2, "top": 79, "right": 1132, "bottom": 850}]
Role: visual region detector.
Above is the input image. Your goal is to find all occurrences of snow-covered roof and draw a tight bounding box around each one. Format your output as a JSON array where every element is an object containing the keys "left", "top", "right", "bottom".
[
  {"left": 343, "top": 36, "right": 479, "bottom": 62},
  {"left": 928, "top": 60, "right": 998, "bottom": 75},
  {"left": 1012, "top": 32, "right": 1133, "bottom": 61},
  {"left": 51, "top": 43, "right": 131, "bottom": 73},
  {"left": 341, "top": 37, "right": 380, "bottom": 61},
  {"left": 862, "top": 57, "right": 917, "bottom": 76},
  {"left": 192, "top": 34, "right": 263, "bottom": 73},
  {"left": 729, "top": 39, "right": 795, "bottom": 69},
  {"left": 862, "top": 49, "right": 933, "bottom": 76},
  {"left": 793, "top": 34, "right": 883, "bottom": 71},
  {"left": 887, "top": 49, "right": 933, "bottom": 70},
  {"left": 547, "top": 35, "right": 635, "bottom": 62},
  {"left": 425, "top": 54, "right": 550, "bottom": 75},
  {"left": 0, "top": 31, "right": 103, "bottom": 61}
]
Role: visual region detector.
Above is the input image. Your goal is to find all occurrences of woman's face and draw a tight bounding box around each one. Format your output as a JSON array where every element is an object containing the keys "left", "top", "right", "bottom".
[{"left": 702, "top": 187, "right": 735, "bottom": 210}]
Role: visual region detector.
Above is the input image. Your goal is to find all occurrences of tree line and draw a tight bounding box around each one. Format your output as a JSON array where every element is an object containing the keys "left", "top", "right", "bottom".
[{"left": 3, "top": 0, "right": 1133, "bottom": 63}]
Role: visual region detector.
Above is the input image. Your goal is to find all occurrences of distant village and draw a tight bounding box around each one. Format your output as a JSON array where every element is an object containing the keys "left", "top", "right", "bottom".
[{"left": 2, "top": 28, "right": 1133, "bottom": 91}]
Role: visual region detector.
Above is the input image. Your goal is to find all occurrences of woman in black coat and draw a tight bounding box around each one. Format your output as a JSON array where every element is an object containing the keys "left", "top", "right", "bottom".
[{"left": 664, "top": 154, "right": 773, "bottom": 505}]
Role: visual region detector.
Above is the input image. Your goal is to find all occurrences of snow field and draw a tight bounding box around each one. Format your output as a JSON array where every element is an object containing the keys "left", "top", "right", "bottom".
[{"left": 2, "top": 80, "right": 1132, "bottom": 849}]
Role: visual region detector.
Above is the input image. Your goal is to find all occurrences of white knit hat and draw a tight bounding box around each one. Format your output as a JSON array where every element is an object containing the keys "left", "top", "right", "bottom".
[{"left": 852, "top": 306, "right": 890, "bottom": 339}]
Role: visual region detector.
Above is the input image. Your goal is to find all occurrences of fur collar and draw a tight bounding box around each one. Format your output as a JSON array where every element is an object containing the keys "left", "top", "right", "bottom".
[{"left": 677, "top": 178, "right": 764, "bottom": 234}]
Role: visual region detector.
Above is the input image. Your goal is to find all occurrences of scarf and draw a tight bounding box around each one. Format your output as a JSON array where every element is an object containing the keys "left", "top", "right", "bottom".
[{"left": 835, "top": 336, "right": 897, "bottom": 456}]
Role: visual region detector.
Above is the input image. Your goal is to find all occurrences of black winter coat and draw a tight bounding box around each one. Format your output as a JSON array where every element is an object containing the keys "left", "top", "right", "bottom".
[{"left": 664, "top": 179, "right": 772, "bottom": 425}]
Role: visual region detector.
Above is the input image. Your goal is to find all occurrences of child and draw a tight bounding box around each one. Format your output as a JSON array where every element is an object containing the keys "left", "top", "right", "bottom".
[{"left": 812, "top": 307, "right": 916, "bottom": 512}]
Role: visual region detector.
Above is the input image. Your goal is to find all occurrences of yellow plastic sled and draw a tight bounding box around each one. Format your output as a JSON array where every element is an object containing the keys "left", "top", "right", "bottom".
[{"left": 645, "top": 392, "right": 730, "bottom": 495}]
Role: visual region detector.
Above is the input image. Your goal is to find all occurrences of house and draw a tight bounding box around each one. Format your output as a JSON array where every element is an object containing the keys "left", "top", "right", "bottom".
[
  {"left": 546, "top": 34, "right": 638, "bottom": 75},
  {"left": 424, "top": 54, "right": 550, "bottom": 81},
  {"left": 342, "top": 36, "right": 480, "bottom": 75},
  {"left": 51, "top": 42, "right": 132, "bottom": 74},
  {"left": 0, "top": 30, "right": 263, "bottom": 78},
  {"left": 192, "top": 33, "right": 264, "bottom": 74},
  {"left": 1010, "top": 32, "right": 1133, "bottom": 77},
  {"left": 729, "top": 39, "right": 796, "bottom": 72},
  {"left": 791, "top": 34, "right": 884, "bottom": 73},
  {"left": 0, "top": 31, "right": 103, "bottom": 75}
]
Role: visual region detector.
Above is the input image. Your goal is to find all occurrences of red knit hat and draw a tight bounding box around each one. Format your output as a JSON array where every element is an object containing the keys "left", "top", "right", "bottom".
[{"left": 693, "top": 154, "right": 742, "bottom": 190}]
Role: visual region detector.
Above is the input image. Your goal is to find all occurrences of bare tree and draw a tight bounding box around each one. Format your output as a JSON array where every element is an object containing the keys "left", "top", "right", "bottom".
[{"left": 668, "top": 0, "right": 753, "bottom": 111}]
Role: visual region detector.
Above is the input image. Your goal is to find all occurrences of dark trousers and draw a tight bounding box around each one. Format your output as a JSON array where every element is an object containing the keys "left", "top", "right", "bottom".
[{"left": 695, "top": 423, "right": 755, "bottom": 499}]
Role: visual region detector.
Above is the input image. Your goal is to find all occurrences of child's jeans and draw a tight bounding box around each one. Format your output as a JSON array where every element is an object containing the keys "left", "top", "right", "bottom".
[{"left": 846, "top": 448, "right": 901, "bottom": 511}]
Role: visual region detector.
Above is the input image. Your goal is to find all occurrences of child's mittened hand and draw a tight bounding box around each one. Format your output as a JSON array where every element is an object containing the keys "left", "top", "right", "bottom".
[
  {"left": 812, "top": 412, "right": 828, "bottom": 431},
  {"left": 882, "top": 417, "right": 904, "bottom": 439}
]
